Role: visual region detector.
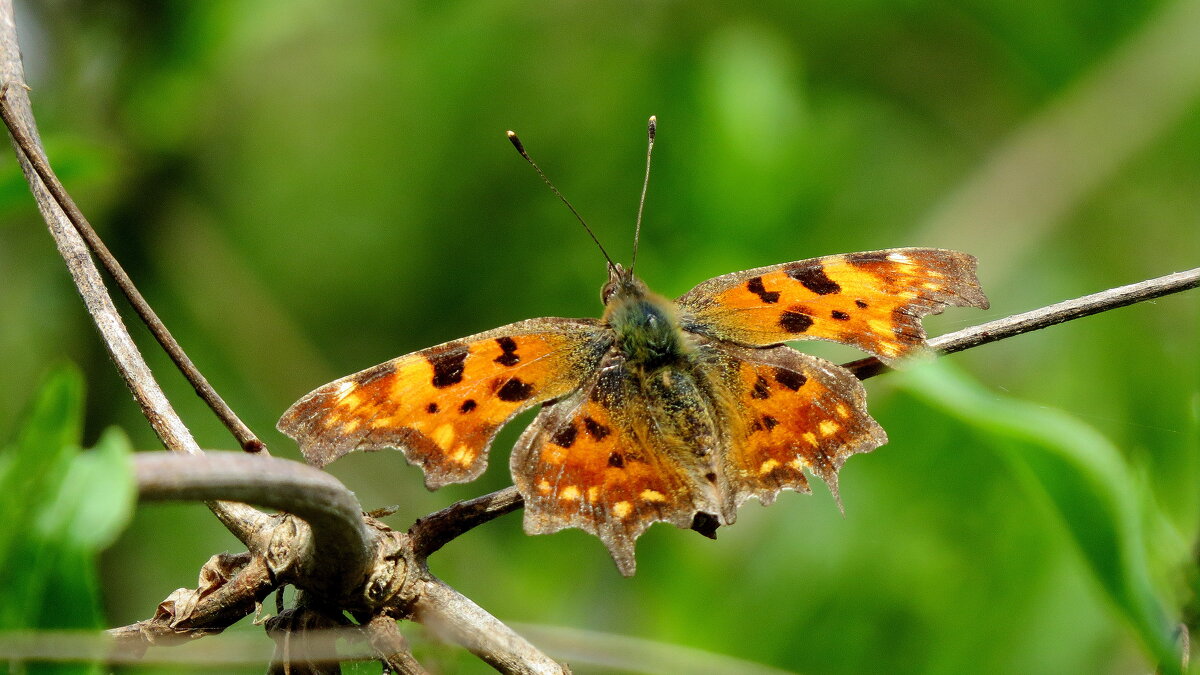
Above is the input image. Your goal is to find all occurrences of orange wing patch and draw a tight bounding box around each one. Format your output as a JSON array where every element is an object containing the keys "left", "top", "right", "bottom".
[
  {"left": 715, "top": 345, "right": 887, "bottom": 507},
  {"left": 278, "top": 318, "right": 608, "bottom": 488},
  {"left": 512, "top": 365, "right": 728, "bottom": 576},
  {"left": 678, "top": 248, "right": 989, "bottom": 363}
]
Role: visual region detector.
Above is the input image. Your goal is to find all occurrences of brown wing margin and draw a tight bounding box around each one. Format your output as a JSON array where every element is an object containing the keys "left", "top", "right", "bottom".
[{"left": 278, "top": 318, "right": 610, "bottom": 488}]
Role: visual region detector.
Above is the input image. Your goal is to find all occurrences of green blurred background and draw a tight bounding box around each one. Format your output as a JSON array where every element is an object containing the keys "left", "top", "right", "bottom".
[{"left": 1, "top": 0, "right": 1198, "bottom": 672}]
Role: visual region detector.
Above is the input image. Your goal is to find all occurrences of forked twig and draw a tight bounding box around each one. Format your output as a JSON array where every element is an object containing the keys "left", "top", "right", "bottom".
[{"left": 0, "top": 88, "right": 265, "bottom": 454}]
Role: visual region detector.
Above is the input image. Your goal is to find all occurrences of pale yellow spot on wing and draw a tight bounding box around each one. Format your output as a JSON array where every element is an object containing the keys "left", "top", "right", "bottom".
[
  {"left": 878, "top": 342, "right": 901, "bottom": 358},
  {"left": 341, "top": 419, "right": 361, "bottom": 434},
  {"left": 559, "top": 485, "right": 580, "bottom": 501},
  {"left": 759, "top": 459, "right": 781, "bottom": 475},
  {"left": 928, "top": 270, "right": 945, "bottom": 279},
  {"left": 537, "top": 480, "right": 552, "bottom": 495},
  {"left": 432, "top": 424, "right": 456, "bottom": 448},
  {"left": 788, "top": 457, "right": 807, "bottom": 470},
  {"left": 449, "top": 444, "right": 476, "bottom": 466},
  {"left": 922, "top": 282, "right": 941, "bottom": 290},
  {"left": 802, "top": 432, "right": 818, "bottom": 446},
  {"left": 868, "top": 319, "right": 891, "bottom": 336},
  {"left": 887, "top": 252, "right": 912, "bottom": 263},
  {"left": 819, "top": 420, "right": 840, "bottom": 436},
  {"left": 338, "top": 392, "right": 362, "bottom": 409},
  {"left": 587, "top": 486, "right": 600, "bottom": 502},
  {"left": 898, "top": 290, "right": 919, "bottom": 300},
  {"left": 835, "top": 403, "right": 850, "bottom": 418},
  {"left": 640, "top": 489, "right": 666, "bottom": 502},
  {"left": 613, "top": 501, "right": 632, "bottom": 518}
]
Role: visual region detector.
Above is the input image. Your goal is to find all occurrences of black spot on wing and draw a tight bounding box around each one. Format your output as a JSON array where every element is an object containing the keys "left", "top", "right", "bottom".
[
  {"left": 779, "top": 309, "right": 814, "bottom": 333},
  {"left": 774, "top": 368, "right": 807, "bottom": 391},
  {"left": 428, "top": 345, "right": 468, "bottom": 388},
  {"left": 608, "top": 452, "right": 625, "bottom": 468},
  {"left": 552, "top": 423, "right": 577, "bottom": 448},
  {"left": 583, "top": 416, "right": 611, "bottom": 441},
  {"left": 786, "top": 265, "right": 841, "bottom": 295},
  {"left": 426, "top": 402, "right": 439, "bottom": 414},
  {"left": 494, "top": 336, "right": 520, "bottom": 366},
  {"left": 762, "top": 415, "right": 779, "bottom": 430},
  {"left": 831, "top": 310, "right": 850, "bottom": 320},
  {"left": 855, "top": 299, "right": 869, "bottom": 308},
  {"left": 496, "top": 378, "right": 535, "bottom": 402},
  {"left": 459, "top": 399, "right": 477, "bottom": 413},
  {"left": 746, "top": 276, "right": 780, "bottom": 303},
  {"left": 750, "top": 375, "right": 771, "bottom": 399}
]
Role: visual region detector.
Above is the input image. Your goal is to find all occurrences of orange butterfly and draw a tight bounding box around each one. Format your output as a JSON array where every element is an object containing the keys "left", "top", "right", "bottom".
[{"left": 278, "top": 119, "right": 989, "bottom": 575}]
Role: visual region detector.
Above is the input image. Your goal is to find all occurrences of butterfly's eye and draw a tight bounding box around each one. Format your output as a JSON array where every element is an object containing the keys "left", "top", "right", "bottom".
[{"left": 601, "top": 281, "right": 617, "bottom": 305}]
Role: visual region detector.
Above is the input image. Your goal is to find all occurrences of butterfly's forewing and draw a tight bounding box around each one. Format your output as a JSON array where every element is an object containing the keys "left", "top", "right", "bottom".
[
  {"left": 512, "top": 358, "right": 732, "bottom": 576},
  {"left": 278, "top": 318, "right": 610, "bottom": 488},
  {"left": 678, "top": 248, "right": 989, "bottom": 363},
  {"left": 710, "top": 344, "right": 887, "bottom": 507}
]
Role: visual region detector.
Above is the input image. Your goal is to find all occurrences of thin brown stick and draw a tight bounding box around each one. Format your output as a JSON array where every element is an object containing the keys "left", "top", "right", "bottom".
[
  {"left": 843, "top": 266, "right": 1200, "bottom": 379},
  {"left": 409, "top": 486, "right": 524, "bottom": 558},
  {"left": 0, "top": 0, "right": 265, "bottom": 544},
  {"left": 362, "top": 615, "right": 429, "bottom": 675},
  {"left": 0, "top": 91, "right": 264, "bottom": 454},
  {"left": 414, "top": 576, "right": 566, "bottom": 675}
]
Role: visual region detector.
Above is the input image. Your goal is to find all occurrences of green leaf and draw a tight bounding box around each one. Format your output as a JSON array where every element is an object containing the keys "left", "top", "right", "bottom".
[
  {"left": 0, "top": 366, "right": 136, "bottom": 674},
  {"left": 893, "top": 360, "right": 1181, "bottom": 673}
]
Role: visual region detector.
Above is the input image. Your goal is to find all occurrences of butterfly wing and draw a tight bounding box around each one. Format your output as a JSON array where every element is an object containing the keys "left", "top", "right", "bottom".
[
  {"left": 709, "top": 343, "right": 887, "bottom": 507},
  {"left": 512, "top": 355, "right": 734, "bottom": 576},
  {"left": 677, "top": 248, "right": 988, "bottom": 363},
  {"left": 278, "top": 318, "right": 611, "bottom": 488}
]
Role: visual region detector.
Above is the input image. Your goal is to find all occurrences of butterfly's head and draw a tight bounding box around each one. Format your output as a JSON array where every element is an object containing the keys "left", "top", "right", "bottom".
[{"left": 600, "top": 263, "right": 644, "bottom": 306}]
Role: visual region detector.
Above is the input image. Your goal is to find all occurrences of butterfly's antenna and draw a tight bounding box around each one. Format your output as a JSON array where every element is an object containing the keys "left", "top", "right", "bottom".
[
  {"left": 629, "top": 115, "right": 656, "bottom": 277},
  {"left": 507, "top": 130, "right": 617, "bottom": 271}
]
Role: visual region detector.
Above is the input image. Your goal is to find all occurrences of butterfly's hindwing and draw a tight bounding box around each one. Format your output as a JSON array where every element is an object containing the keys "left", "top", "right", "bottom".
[
  {"left": 709, "top": 344, "right": 887, "bottom": 507},
  {"left": 278, "top": 318, "right": 610, "bottom": 488},
  {"left": 678, "top": 248, "right": 989, "bottom": 363},
  {"left": 512, "top": 352, "right": 732, "bottom": 575}
]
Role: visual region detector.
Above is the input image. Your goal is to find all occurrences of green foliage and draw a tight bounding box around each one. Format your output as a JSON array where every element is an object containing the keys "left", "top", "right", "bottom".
[
  {"left": 0, "top": 366, "right": 135, "bottom": 673},
  {"left": 0, "top": 1, "right": 1196, "bottom": 672},
  {"left": 895, "top": 360, "right": 1183, "bottom": 673}
]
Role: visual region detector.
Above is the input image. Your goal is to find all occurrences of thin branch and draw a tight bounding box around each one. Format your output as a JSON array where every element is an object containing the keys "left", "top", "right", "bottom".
[
  {"left": 0, "top": 91, "right": 265, "bottom": 455},
  {"left": 0, "top": 0, "right": 267, "bottom": 545},
  {"left": 413, "top": 576, "right": 566, "bottom": 675},
  {"left": 362, "top": 615, "right": 429, "bottom": 675},
  {"left": 134, "top": 452, "right": 375, "bottom": 597},
  {"left": 109, "top": 553, "right": 277, "bottom": 653},
  {"left": 409, "top": 486, "right": 523, "bottom": 558},
  {"left": 843, "top": 267, "right": 1200, "bottom": 379}
]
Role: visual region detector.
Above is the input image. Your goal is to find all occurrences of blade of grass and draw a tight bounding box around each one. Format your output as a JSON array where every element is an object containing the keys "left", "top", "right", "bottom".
[{"left": 893, "top": 361, "right": 1180, "bottom": 673}]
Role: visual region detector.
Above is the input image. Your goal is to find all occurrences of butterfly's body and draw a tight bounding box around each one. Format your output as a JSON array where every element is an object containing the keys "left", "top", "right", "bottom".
[{"left": 281, "top": 247, "right": 988, "bottom": 574}]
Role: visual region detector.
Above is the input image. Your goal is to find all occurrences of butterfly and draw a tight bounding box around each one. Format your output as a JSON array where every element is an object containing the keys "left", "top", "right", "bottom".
[{"left": 278, "top": 118, "right": 989, "bottom": 575}]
